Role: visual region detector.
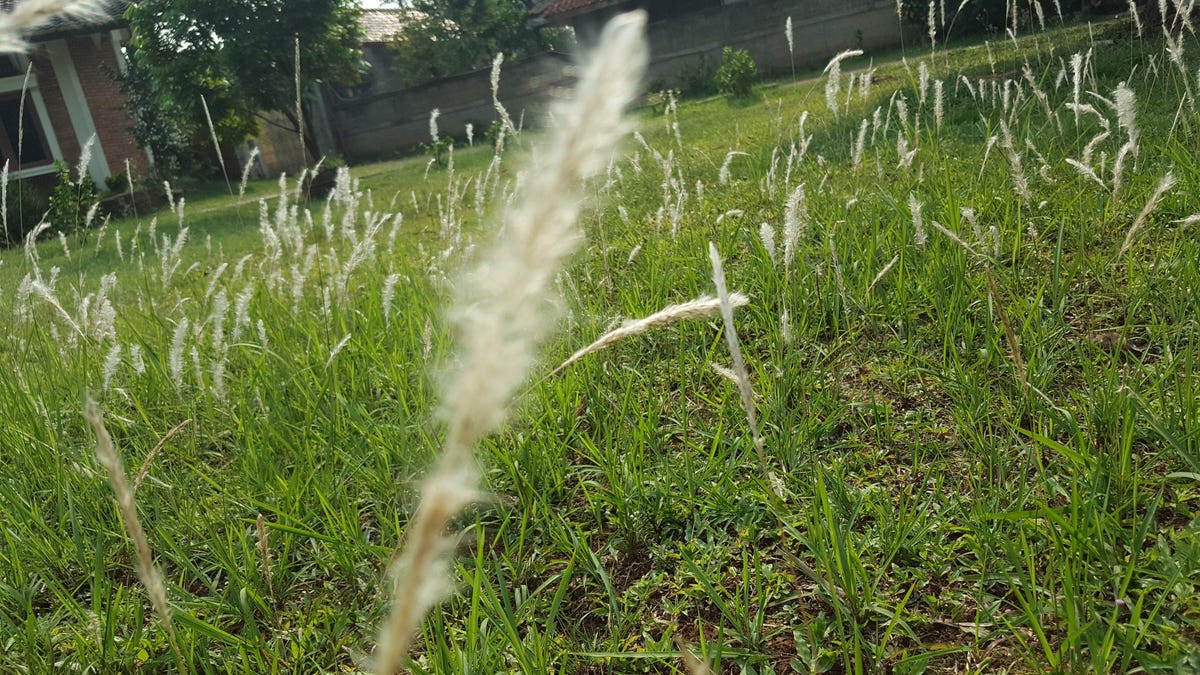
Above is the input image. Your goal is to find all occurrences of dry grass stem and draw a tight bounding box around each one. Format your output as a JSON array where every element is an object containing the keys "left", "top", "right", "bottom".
[
  {"left": 256, "top": 514, "right": 273, "bottom": 596},
  {"left": 929, "top": 220, "right": 979, "bottom": 256},
  {"left": 372, "top": 467, "right": 480, "bottom": 672},
  {"left": 373, "top": 11, "right": 649, "bottom": 673},
  {"left": 869, "top": 253, "right": 901, "bottom": 293},
  {"left": 552, "top": 293, "right": 749, "bottom": 375},
  {"left": 133, "top": 418, "right": 193, "bottom": 491},
  {"left": 84, "top": 399, "right": 187, "bottom": 674},
  {"left": 675, "top": 635, "right": 714, "bottom": 675},
  {"left": 985, "top": 271, "right": 1027, "bottom": 391}
]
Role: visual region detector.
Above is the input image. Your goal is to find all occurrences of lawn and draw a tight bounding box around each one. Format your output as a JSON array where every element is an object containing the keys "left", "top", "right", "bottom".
[{"left": 2, "top": 12, "right": 1198, "bottom": 675}]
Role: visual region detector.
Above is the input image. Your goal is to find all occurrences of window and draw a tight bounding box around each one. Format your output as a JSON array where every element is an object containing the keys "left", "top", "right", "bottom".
[
  {"left": 0, "top": 93, "right": 53, "bottom": 168},
  {"left": 0, "top": 56, "right": 22, "bottom": 78}
]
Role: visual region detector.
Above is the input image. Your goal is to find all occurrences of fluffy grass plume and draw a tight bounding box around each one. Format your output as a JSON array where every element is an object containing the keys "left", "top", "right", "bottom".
[
  {"left": 0, "top": 0, "right": 110, "bottom": 51},
  {"left": 551, "top": 293, "right": 750, "bottom": 375},
  {"left": 708, "top": 242, "right": 766, "bottom": 473},
  {"left": 823, "top": 49, "right": 863, "bottom": 118},
  {"left": 372, "top": 11, "right": 649, "bottom": 673},
  {"left": 84, "top": 399, "right": 186, "bottom": 673},
  {"left": 1118, "top": 171, "right": 1176, "bottom": 257}
]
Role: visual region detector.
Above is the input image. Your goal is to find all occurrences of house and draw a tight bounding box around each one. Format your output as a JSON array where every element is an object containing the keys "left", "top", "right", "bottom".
[
  {"left": 534, "top": 0, "right": 905, "bottom": 89},
  {"left": 0, "top": 0, "right": 151, "bottom": 193}
]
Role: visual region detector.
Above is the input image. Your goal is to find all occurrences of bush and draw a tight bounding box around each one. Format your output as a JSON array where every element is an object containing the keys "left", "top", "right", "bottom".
[
  {"left": 713, "top": 47, "right": 757, "bottom": 98},
  {"left": 679, "top": 54, "right": 714, "bottom": 97},
  {"left": 1, "top": 180, "right": 48, "bottom": 247},
  {"left": 47, "top": 161, "right": 100, "bottom": 232},
  {"left": 421, "top": 136, "right": 454, "bottom": 167}
]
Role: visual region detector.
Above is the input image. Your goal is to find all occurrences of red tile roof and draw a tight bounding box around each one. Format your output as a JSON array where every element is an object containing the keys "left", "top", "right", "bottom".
[
  {"left": 537, "top": 0, "right": 628, "bottom": 23},
  {"left": 360, "top": 9, "right": 405, "bottom": 43}
]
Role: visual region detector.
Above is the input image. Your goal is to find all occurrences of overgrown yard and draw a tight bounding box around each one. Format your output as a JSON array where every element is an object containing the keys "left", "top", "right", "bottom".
[{"left": 2, "top": 15, "right": 1199, "bottom": 674}]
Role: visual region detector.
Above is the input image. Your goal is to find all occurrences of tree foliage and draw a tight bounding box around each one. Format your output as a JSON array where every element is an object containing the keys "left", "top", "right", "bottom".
[
  {"left": 389, "top": 0, "right": 567, "bottom": 87},
  {"left": 123, "top": 0, "right": 363, "bottom": 172}
]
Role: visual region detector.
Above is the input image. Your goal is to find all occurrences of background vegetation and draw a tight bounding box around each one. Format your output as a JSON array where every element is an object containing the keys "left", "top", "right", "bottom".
[{"left": 1, "top": 12, "right": 1198, "bottom": 674}]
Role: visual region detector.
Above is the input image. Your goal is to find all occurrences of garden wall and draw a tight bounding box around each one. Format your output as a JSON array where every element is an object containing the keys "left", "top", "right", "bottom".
[
  {"left": 573, "top": 0, "right": 909, "bottom": 89},
  {"left": 320, "top": 52, "right": 575, "bottom": 162}
]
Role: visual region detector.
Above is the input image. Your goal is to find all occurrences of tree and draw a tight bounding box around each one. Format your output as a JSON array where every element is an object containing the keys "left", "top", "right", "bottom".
[
  {"left": 388, "top": 0, "right": 567, "bottom": 87},
  {"left": 123, "top": 0, "right": 363, "bottom": 173}
]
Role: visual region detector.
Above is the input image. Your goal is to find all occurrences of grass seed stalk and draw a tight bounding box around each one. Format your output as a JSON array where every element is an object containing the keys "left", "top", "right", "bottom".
[{"left": 372, "top": 11, "right": 650, "bottom": 672}]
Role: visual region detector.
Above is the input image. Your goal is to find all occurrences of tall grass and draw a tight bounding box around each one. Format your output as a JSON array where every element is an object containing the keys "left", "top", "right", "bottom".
[{"left": 1, "top": 8, "right": 1198, "bottom": 675}]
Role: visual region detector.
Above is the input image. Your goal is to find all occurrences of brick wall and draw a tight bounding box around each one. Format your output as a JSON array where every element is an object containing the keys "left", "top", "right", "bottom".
[
  {"left": 27, "top": 48, "right": 81, "bottom": 168},
  {"left": 24, "top": 32, "right": 151, "bottom": 189},
  {"left": 67, "top": 33, "right": 151, "bottom": 179}
]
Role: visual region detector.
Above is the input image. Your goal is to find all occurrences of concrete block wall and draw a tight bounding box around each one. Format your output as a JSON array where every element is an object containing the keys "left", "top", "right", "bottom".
[
  {"left": 640, "top": 0, "right": 905, "bottom": 88},
  {"left": 325, "top": 52, "right": 575, "bottom": 161}
]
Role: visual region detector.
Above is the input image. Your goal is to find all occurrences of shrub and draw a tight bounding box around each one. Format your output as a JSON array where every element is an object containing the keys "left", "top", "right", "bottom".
[
  {"left": 46, "top": 161, "right": 100, "bottom": 232},
  {"left": 485, "top": 120, "right": 506, "bottom": 148},
  {"left": 1, "top": 179, "right": 48, "bottom": 247},
  {"left": 714, "top": 47, "right": 757, "bottom": 98},
  {"left": 679, "top": 54, "right": 714, "bottom": 97},
  {"left": 104, "top": 171, "right": 129, "bottom": 194},
  {"left": 421, "top": 136, "right": 454, "bottom": 167}
]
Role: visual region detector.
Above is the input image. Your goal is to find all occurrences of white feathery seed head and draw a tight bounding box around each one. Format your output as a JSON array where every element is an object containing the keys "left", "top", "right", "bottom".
[
  {"left": 1113, "top": 81, "right": 1138, "bottom": 150},
  {"left": 374, "top": 12, "right": 649, "bottom": 674},
  {"left": 0, "top": 0, "right": 111, "bottom": 52},
  {"left": 824, "top": 50, "right": 863, "bottom": 118},
  {"left": 1119, "top": 171, "right": 1176, "bottom": 256},
  {"left": 708, "top": 242, "right": 767, "bottom": 472},
  {"left": 909, "top": 192, "right": 927, "bottom": 248},
  {"left": 553, "top": 293, "right": 749, "bottom": 375},
  {"left": 759, "top": 222, "right": 777, "bottom": 265}
]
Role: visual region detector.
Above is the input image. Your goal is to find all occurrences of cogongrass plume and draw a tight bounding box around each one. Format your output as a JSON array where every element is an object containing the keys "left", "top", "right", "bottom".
[
  {"left": 908, "top": 192, "right": 927, "bottom": 248},
  {"left": 759, "top": 222, "right": 777, "bottom": 265},
  {"left": 294, "top": 36, "right": 305, "bottom": 165},
  {"left": 785, "top": 16, "right": 794, "bottom": 80},
  {"left": 934, "top": 79, "right": 944, "bottom": 131},
  {"left": 551, "top": 293, "right": 749, "bottom": 376},
  {"left": 708, "top": 242, "right": 767, "bottom": 475},
  {"left": 927, "top": 1, "right": 937, "bottom": 52},
  {"left": 84, "top": 399, "right": 187, "bottom": 673},
  {"left": 491, "top": 53, "right": 517, "bottom": 136},
  {"left": 238, "top": 147, "right": 260, "bottom": 200},
  {"left": 782, "top": 183, "right": 807, "bottom": 276},
  {"left": 852, "top": 118, "right": 868, "bottom": 167},
  {"left": 718, "top": 150, "right": 748, "bottom": 185},
  {"left": 0, "top": 0, "right": 110, "bottom": 51},
  {"left": 1113, "top": 81, "right": 1139, "bottom": 152},
  {"left": 372, "top": 11, "right": 649, "bottom": 673},
  {"left": 1127, "top": 0, "right": 1143, "bottom": 38},
  {"left": 1118, "top": 171, "right": 1176, "bottom": 256},
  {"left": 75, "top": 133, "right": 94, "bottom": 186},
  {"left": 868, "top": 253, "right": 901, "bottom": 293},
  {"left": 823, "top": 49, "right": 863, "bottom": 119}
]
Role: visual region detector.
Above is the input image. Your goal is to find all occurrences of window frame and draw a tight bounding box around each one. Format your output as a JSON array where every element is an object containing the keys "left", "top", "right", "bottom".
[
  {"left": 0, "top": 56, "right": 62, "bottom": 179},
  {"left": 0, "top": 91, "right": 55, "bottom": 170}
]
